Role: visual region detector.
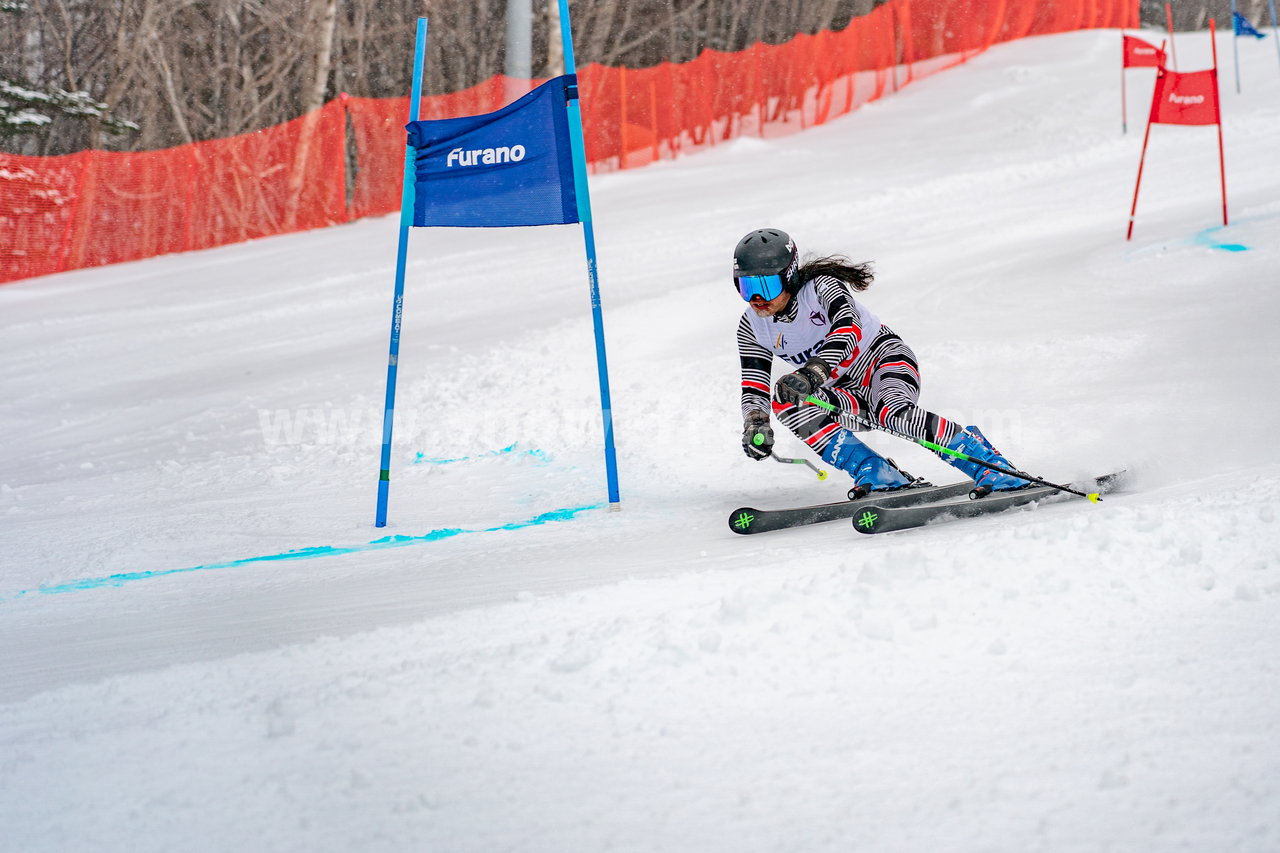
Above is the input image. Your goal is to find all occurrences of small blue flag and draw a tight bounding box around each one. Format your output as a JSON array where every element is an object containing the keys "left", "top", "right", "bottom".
[
  {"left": 1233, "top": 11, "right": 1267, "bottom": 38},
  {"left": 405, "top": 75, "right": 579, "bottom": 228}
]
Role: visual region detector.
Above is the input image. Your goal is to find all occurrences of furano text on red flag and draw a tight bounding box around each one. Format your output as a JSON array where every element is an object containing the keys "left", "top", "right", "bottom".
[
  {"left": 1123, "top": 35, "right": 1165, "bottom": 67},
  {"left": 1149, "top": 67, "right": 1220, "bottom": 125}
]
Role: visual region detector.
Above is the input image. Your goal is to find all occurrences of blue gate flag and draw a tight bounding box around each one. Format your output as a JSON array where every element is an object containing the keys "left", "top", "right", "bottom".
[
  {"left": 1234, "top": 11, "right": 1267, "bottom": 37},
  {"left": 405, "top": 75, "right": 580, "bottom": 227}
]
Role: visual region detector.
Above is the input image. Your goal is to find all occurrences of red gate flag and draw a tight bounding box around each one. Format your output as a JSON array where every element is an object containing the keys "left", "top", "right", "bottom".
[
  {"left": 1121, "top": 35, "right": 1167, "bottom": 134},
  {"left": 1149, "top": 67, "right": 1221, "bottom": 125},
  {"left": 1127, "top": 20, "right": 1228, "bottom": 240},
  {"left": 1123, "top": 35, "right": 1166, "bottom": 67}
]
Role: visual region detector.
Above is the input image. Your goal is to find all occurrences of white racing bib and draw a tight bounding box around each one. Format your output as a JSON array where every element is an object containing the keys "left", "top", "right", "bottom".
[{"left": 742, "top": 281, "right": 882, "bottom": 382}]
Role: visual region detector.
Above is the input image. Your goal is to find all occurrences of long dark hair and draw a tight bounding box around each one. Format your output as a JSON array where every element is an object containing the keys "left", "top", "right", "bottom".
[{"left": 795, "top": 255, "right": 874, "bottom": 292}]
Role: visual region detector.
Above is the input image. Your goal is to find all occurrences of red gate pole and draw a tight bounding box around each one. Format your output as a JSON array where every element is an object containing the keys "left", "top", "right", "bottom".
[
  {"left": 1126, "top": 74, "right": 1159, "bottom": 240},
  {"left": 1209, "top": 18, "right": 1229, "bottom": 226},
  {"left": 1121, "top": 32, "right": 1129, "bottom": 134}
]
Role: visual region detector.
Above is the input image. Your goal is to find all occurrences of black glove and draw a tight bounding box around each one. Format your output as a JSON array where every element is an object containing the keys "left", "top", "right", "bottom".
[
  {"left": 774, "top": 357, "right": 830, "bottom": 407},
  {"left": 742, "top": 412, "right": 774, "bottom": 460}
]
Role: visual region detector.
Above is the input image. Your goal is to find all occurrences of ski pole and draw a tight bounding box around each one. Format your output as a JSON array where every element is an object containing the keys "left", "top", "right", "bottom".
[
  {"left": 750, "top": 431, "right": 828, "bottom": 480},
  {"left": 803, "top": 396, "right": 1101, "bottom": 503},
  {"left": 770, "top": 451, "right": 828, "bottom": 480}
]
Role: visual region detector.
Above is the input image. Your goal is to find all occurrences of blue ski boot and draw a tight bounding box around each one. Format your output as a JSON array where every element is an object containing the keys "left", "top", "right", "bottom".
[
  {"left": 821, "top": 429, "right": 918, "bottom": 499},
  {"left": 943, "top": 426, "right": 1029, "bottom": 496}
]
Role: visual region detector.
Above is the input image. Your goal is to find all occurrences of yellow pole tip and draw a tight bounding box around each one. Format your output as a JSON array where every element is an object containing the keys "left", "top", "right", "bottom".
[
  {"left": 817, "top": 471, "right": 829, "bottom": 481},
  {"left": 1087, "top": 493, "right": 1101, "bottom": 504}
]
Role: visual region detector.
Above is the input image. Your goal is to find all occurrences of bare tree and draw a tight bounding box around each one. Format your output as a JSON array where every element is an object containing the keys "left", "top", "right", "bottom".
[
  {"left": 6, "top": 0, "right": 1228, "bottom": 158},
  {"left": 1139, "top": 0, "right": 1271, "bottom": 31}
]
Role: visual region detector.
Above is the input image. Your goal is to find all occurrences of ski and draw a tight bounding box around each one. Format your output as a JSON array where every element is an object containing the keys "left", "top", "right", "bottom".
[
  {"left": 728, "top": 481, "right": 973, "bottom": 535},
  {"left": 850, "top": 471, "right": 1127, "bottom": 535}
]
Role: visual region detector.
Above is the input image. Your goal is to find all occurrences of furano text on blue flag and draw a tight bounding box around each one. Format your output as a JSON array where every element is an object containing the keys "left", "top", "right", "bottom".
[{"left": 405, "top": 75, "right": 580, "bottom": 228}]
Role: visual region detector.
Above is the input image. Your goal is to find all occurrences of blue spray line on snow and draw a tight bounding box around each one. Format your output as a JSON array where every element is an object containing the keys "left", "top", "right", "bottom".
[
  {"left": 1192, "top": 225, "right": 1249, "bottom": 252},
  {"left": 412, "top": 443, "right": 552, "bottom": 466},
  {"left": 1, "top": 505, "right": 600, "bottom": 604}
]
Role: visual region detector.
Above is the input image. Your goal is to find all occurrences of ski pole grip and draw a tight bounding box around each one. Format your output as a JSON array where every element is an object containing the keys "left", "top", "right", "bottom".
[{"left": 753, "top": 432, "right": 766, "bottom": 446}]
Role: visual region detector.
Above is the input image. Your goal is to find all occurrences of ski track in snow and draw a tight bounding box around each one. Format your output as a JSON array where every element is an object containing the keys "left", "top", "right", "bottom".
[{"left": 2, "top": 29, "right": 1279, "bottom": 853}]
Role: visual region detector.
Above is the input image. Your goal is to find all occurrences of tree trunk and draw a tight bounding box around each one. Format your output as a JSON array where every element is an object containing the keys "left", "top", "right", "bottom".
[
  {"left": 547, "top": 0, "right": 565, "bottom": 76},
  {"left": 287, "top": 0, "right": 339, "bottom": 229},
  {"left": 303, "top": 0, "right": 339, "bottom": 116}
]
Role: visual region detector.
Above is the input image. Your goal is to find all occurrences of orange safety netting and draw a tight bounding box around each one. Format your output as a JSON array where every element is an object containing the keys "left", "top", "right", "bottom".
[{"left": 0, "top": 0, "right": 1137, "bottom": 285}]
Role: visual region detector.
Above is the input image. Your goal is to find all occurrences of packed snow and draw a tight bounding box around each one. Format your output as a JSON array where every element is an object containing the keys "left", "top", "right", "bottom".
[{"left": 2, "top": 28, "right": 1279, "bottom": 852}]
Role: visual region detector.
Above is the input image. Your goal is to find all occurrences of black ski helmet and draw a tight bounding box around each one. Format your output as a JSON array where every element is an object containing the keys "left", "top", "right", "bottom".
[{"left": 733, "top": 228, "right": 800, "bottom": 295}]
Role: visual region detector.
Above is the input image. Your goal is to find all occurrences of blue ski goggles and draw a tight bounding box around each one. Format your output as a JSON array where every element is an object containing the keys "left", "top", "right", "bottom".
[{"left": 736, "top": 273, "right": 785, "bottom": 302}]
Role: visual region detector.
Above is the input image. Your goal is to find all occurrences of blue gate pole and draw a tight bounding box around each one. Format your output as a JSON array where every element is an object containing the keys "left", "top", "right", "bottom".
[
  {"left": 557, "top": 0, "right": 621, "bottom": 510},
  {"left": 375, "top": 17, "right": 429, "bottom": 528}
]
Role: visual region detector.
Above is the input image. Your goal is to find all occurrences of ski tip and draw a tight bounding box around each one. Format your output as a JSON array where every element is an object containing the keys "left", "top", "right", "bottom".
[
  {"left": 728, "top": 508, "right": 759, "bottom": 534},
  {"left": 1087, "top": 492, "right": 1101, "bottom": 504}
]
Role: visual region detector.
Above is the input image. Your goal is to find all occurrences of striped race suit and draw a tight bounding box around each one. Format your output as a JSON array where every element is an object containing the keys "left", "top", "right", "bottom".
[{"left": 737, "top": 275, "right": 964, "bottom": 457}]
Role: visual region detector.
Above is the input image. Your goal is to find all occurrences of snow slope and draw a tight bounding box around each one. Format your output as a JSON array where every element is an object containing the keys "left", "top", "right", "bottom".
[{"left": 2, "top": 28, "right": 1279, "bottom": 852}]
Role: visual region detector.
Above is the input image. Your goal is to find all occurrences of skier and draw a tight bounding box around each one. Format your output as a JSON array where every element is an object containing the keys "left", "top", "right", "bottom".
[{"left": 734, "top": 227, "right": 1029, "bottom": 496}]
